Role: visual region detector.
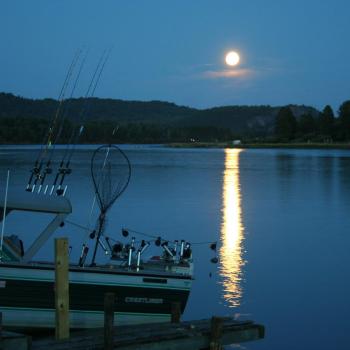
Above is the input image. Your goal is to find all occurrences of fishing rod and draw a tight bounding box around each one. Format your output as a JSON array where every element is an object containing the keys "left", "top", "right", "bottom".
[
  {"left": 50, "top": 49, "right": 89, "bottom": 151},
  {"left": 52, "top": 49, "right": 108, "bottom": 196},
  {"left": 36, "top": 49, "right": 84, "bottom": 194},
  {"left": 57, "top": 50, "right": 107, "bottom": 165},
  {"left": 26, "top": 49, "right": 82, "bottom": 193},
  {"left": 40, "top": 49, "right": 89, "bottom": 195},
  {"left": 50, "top": 125, "right": 84, "bottom": 196},
  {"left": 27, "top": 50, "right": 82, "bottom": 193},
  {"left": 52, "top": 49, "right": 112, "bottom": 196}
]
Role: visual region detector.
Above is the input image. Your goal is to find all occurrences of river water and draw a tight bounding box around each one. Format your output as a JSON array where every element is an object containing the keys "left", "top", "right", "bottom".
[{"left": 1, "top": 145, "right": 349, "bottom": 349}]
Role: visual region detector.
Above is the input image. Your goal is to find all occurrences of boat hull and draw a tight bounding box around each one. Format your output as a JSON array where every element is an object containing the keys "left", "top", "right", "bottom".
[{"left": 0, "top": 263, "right": 192, "bottom": 330}]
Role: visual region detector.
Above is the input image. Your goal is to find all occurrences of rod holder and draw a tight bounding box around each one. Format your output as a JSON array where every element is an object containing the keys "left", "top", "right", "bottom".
[
  {"left": 180, "top": 240, "right": 185, "bottom": 259},
  {"left": 128, "top": 237, "right": 135, "bottom": 267},
  {"left": 139, "top": 240, "right": 150, "bottom": 255},
  {"left": 173, "top": 240, "right": 178, "bottom": 255},
  {"left": 136, "top": 250, "right": 141, "bottom": 271},
  {"left": 161, "top": 242, "right": 174, "bottom": 257},
  {"left": 78, "top": 244, "right": 89, "bottom": 267}
]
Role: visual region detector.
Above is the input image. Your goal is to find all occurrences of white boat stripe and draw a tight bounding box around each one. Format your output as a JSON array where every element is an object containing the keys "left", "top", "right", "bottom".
[{"left": 0, "top": 275, "right": 191, "bottom": 290}]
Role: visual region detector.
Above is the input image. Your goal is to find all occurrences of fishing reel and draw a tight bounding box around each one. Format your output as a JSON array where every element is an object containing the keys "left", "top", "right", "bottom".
[
  {"left": 111, "top": 235, "right": 151, "bottom": 271},
  {"left": 159, "top": 240, "right": 193, "bottom": 262},
  {"left": 181, "top": 242, "right": 192, "bottom": 261},
  {"left": 111, "top": 241, "right": 129, "bottom": 260}
]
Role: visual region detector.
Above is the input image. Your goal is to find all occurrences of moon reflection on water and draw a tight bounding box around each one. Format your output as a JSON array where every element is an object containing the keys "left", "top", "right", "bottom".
[{"left": 219, "top": 149, "right": 245, "bottom": 307}]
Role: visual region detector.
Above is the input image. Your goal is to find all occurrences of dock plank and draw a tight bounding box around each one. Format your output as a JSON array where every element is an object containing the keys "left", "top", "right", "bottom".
[{"left": 31, "top": 318, "right": 264, "bottom": 350}]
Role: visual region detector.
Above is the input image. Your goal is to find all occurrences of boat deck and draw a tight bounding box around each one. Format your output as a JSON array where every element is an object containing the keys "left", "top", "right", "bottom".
[{"left": 0, "top": 259, "right": 193, "bottom": 279}]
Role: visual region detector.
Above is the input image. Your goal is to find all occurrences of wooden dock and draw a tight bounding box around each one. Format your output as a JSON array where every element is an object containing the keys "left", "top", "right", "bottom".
[{"left": 31, "top": 317, "right": 264, "bottom": 350}]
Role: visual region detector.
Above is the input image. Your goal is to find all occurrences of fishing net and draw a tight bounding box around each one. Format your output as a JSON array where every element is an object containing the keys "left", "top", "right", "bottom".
[{"left": 91, "top": 144, "right": 131, "bottom": 214}]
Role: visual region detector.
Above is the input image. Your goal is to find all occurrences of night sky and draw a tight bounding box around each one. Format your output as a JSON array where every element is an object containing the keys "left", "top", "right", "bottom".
[{"left": 1, "top": 0, "right": 349, "bottom": 111}]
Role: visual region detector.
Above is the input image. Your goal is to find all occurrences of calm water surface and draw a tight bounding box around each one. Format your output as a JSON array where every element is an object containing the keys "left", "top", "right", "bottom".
[{"left": 1, "top": 145, "right": 350, "bottom": 349}]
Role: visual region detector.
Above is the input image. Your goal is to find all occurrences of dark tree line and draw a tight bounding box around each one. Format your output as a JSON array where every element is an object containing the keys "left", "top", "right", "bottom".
[
  {"left": 0, "top": 118, "right": 236, "bottom": 144},
  {"left": 0, "top": 117, "right": 74, "bottom": 144},
  {"left": 1, "top": 91, "right": 350, "bottom": 144},
  {"left": 0, "top": 92, "right": 319, "bottom": 136},
  {"left": 83, "top": 122, "right": 235, "bottom": 143},
  {"left": 274, "top": 101, "right": 350, "bottom": 142}
]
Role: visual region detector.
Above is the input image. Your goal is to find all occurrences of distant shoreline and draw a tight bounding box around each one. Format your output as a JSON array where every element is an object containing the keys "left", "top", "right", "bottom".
[
  {"left": 167, "top": 142, "right": 350, "bottom": 150},
  {"left": 0, "top": 142, "right": 349, "bottom": 150}
]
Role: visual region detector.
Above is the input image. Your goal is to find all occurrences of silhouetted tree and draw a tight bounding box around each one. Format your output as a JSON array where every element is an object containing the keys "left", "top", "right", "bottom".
[
  {"left": 298, "top": 113, "right": 316, "bottom": 137},
  {"left": 339, "top": 101, "right": 350, "bottom": 140},
  {"left": 318, "top": 105, "right": 335, "bottom": 141},
  {"left": 275, "top": 107, "right": 297, "bottom": 141}
]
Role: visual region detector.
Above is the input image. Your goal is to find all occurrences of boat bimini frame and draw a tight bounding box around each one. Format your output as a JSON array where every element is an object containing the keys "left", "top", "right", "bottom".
[{"left": 0, "top": 190, "right": 72, "bottom": 263}]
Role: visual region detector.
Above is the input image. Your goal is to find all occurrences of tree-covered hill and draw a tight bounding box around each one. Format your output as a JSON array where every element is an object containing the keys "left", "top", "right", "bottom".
[
  {"left": 0, "top": 92, "right": 319, "bottom": 138},
  {"left": 6, "top": 92, "right": 350, "bottom": 144},
  {"left": 0, "top": 93, "right": 195, "bottom": 124}
]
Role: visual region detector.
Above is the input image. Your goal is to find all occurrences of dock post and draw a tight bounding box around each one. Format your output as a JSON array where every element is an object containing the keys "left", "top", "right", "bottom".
[
  {"left": 209, "top": 316, "right": 223, "bottom": 350},
  {"left": 55, "top": 237, "right": 70, "bottom": 340},
  {"left": 104, "top": 292, "right": 115, "bottom": 350},
  {"left": 171, "top": 302, "right": 181, "bottom": 323}
]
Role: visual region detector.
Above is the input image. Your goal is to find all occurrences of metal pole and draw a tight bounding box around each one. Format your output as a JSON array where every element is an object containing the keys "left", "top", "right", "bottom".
[{"left": 90, "top": 214, "right": 104, "bottom": 266}]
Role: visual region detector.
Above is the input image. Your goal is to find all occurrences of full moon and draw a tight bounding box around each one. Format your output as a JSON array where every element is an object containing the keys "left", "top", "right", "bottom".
[{"left": 225, "top": 51, "right": 240, "bottom": 66}]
